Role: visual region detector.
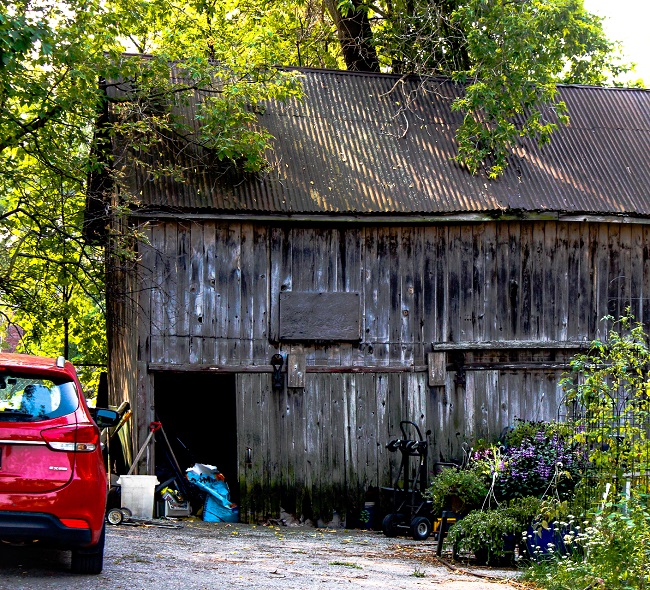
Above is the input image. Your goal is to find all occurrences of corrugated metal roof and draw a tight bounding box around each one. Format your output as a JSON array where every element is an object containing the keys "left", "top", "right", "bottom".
[{"left": 112, "top": 68, "right": 650, "bottom": 217}]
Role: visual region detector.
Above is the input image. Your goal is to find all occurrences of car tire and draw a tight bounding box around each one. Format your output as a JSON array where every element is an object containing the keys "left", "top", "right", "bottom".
[
  {"left": 382, "top": 513, "right": 402, "bottom": 538},
  {"left": 410, "top": 516, "right": 432, "bottom": 541},
  {"left": 71, "top": 524, "right": 105, "bottom": 575}
]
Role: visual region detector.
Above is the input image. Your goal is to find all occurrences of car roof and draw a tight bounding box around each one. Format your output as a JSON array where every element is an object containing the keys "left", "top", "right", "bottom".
[{"left": 0, "top": 353, "right": 78, "bottom": 380}]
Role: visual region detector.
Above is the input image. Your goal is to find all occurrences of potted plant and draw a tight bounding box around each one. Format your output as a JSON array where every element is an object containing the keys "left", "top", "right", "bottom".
[
  {"left": 447, "top": 496, "right": 541, "bottom": 566},
  {"left": 447, "top": 508, "right": 518, "bottom": 565},
  {"left": 426, "top": 467, "right": 489, "bottom": 516},
  {"left": 493, "top": 420, "right": 582, "bottom": 502},
  {"left": 525, "top": 497, "right": 576, "bottom": 559}
]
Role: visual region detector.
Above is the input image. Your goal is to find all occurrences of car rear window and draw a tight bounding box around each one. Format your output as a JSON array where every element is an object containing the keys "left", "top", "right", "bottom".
[{"left": 0, "top": 373, "right": 79, "bottom": 422}]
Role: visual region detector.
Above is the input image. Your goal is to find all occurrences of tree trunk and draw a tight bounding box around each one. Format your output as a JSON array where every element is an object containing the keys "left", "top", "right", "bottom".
[{"left": 325, "top": 0, "right": 380, "bottom": 72}]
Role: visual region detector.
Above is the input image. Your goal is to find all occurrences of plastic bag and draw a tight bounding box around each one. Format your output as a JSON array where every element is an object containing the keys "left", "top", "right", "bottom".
[{"left": 186, "top": 464, "right": 238, "bottom": 523}]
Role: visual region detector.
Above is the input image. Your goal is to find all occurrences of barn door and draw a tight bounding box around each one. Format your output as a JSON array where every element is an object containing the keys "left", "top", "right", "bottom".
[{"left": 153, "top": 372, "right": 238, "bottom": 503}]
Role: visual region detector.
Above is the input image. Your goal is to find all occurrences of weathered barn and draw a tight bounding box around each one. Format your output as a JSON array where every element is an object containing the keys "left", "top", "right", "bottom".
[{"left": 101, "top": 68, "right": 650, "bottom": 523}]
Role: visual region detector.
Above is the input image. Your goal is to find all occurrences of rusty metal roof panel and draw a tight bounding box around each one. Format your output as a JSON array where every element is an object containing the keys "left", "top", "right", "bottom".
[{"left": 119, "top": 68, "right": 650, "bottom": 217}]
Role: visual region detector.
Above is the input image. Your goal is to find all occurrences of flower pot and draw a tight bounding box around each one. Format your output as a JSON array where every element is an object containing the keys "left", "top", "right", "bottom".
[
  {"left": 473, "top": 533, "right": 517, "bottom": 566},
  {"left": 525, "top": 524, "right": 571, "bottom": 559},
  {"left": 360, "top": 502, "right": 375, "bottom": 530}
]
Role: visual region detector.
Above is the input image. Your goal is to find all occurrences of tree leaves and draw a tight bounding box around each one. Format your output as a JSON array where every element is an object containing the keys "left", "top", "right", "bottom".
[
  {"left": 0, "top": 0, "right": 306, "bottom": 383},
  {"left": 312, "top": 0, "right": 632, "bottom": 176}
]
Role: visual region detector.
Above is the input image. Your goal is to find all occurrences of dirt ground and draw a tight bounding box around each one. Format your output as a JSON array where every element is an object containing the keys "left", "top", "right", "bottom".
[{"left": 0, "top": 520, "right": 525, "bottom": 590}]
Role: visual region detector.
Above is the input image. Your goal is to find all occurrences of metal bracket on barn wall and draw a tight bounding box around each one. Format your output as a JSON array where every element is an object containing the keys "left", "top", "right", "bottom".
[
  {"left": 270, "top": 353, "right": 285, "bottom": 392},
  {"left": 450, "top": 351, "right": 466, "bottom": 388},
  {"left": 287, "top": 353, "right": 306, "bottom": 389}
]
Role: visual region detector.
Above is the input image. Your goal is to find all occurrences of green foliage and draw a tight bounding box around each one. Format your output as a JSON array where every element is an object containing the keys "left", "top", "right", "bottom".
[
  {"left": 411, "top": 567, "right": 426, "bottom": 578},
  {"left": 0, "top": 0, "right": 111, "bottom": 386},
  {"left": 329, "top": 561, "right": 363, "bottom": 569},
  {"left": 492, "top": 420, "right": 582, "bottom": 501},
  {"left": 449, "top": 0, "right": 625, "bottom": 177},
  {"left": 447, "top": 496, "right": 541, "bottom": 564},
  {"left": 425, "top": 467, "right": 489, "bottom": 515},
  {"left": 523, "top": 315, "right": 650, "bottom": 588},
  {"left": 503, "top": 419, "right": 572, "bottom": 449},
  {"left": 561, "top": 311, "right": 650, "bottom": 497},
  {"left": 525, "top": 496, "right": 650, "bottom": 590},
  {"left": 0, "top": 0, "right": 305, "bottom": 372},
  {"left": 319, "top": 0, "right": 634, "bottom": 176}
]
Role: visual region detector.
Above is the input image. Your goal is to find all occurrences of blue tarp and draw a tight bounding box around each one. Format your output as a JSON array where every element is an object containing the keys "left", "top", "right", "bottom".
[{"left": 186, "top": 464, "right": 238, "bottom": 523}]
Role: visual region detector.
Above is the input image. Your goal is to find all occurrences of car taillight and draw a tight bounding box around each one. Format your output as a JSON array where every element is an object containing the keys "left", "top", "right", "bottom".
[
  {"left": 60, "top": 519, "right": 90, "bottom": 529},
  {"left": 40, "top": 424, "right": 99, "bottom": 452}
]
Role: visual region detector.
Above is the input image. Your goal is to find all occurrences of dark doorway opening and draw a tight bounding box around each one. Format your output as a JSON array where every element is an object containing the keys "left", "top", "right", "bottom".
[{"left": 153, "top": 372, "right": 239, "bottom": 504}]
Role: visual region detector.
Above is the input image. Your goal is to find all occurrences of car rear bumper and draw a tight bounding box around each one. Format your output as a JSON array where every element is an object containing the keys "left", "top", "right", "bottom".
[{"left": 0, "top": 511, "right": 92, "bottom": 547}]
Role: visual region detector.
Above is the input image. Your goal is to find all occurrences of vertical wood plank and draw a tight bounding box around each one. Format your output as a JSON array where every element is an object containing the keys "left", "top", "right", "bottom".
[
  {"left": 388, "top": 226, "right": 401, "bottom": 363},
  {"left": 543, "top": 222, "right": 557, "bottom": 341},
  {"left": 496, "top": 223, "right": 510, "bottom": 340},
  {"left": 226, "top": 224, "right": 242, "bottom": 347},
  {"left": 269, "top": 226, "right": 291, "bottom": 343},
  {"left": 188, "top": 222, "right": 204, "bottom": 364},
  {"left": 343, "top": 227, "right": 362, "bottom": 366},
  {"left": 619, "top": 223, "right": 633, "bottom": 315},
  {"left": 508, "top": 222, "right": 522, "bottom": 340},
  {"left": 482, "top": 223, "right": 498, "bottom": 340},
  {"left": 376, "top": 374, "right": 390, "bottom": 486},
  {"left": 376, "top": 229, "right": 391, "bottom": 363},
  {"left": 447, "top": 226, "right": 461, "bottom": 342},
  {"left": 607, "top": 224, "right": 622, "bottom": 318},
  {"left": 253, "top": 225, "right": 270, "bottom": 364},
  {"left": 473, "top": 224, "right": 486, "bottom": 341},
  {"left": 630, "top": 225, "right": 644, "bottom": 322},
  {"left": 555, "top": 222, "right": 569, "bottom": 341},
  {"left": 565, "top": 223, "right": 580, "bottom": 340},
  {"left": 460, "top": 225, "right": 474, "bottom": 342},
  {"left": 149, "top": 223, "right": 165, "bottom": 363},
  {"left": 400, "top": 226, "right": 415, "bottom": 365},
  {"left": 411, "top": 227, "right": 425, "bottom": 361},
  {"left": 519, "top": 222, "right": 532, "bottom": 338},
  {"left": 596, "top": 223, "right": 611, "bottom": 330},
  {"left": 643, "top": 226, "right": 650, "bottom": 326},
  {"left": 436, "top": 227, "right": 448, "bottom": 343},
  {"left": 531, "top": 222, "right": 545, "bottom": 340},
  {"left": 240, "top": 223, "right": 255, "bottom": 364},
  {"left": 202, "top": 222, "right": 216, "bottom": 364},
  {"left": 422, "top": 227, "right": 437, "bottom": 344}
]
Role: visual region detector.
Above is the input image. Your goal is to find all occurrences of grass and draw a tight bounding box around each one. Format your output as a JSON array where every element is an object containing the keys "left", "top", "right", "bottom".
[
  {"left": 329, "top": 561, "right": 363, "bottom": 569},
  {"left": 411, "top": 567, "right": 426, "bottom": 578}
]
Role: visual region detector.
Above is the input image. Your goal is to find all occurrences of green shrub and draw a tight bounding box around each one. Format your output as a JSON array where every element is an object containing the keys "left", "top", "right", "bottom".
[
  {"left": 425, "top": 467, "right": 489, "bottom": 516},
  {"left": 447, "top": 496, "right": 541, "bottom": 565},
  {"left": 524, "top": 497, "right": 650, "bottom": 590},
  {"left": 447, "top": 507, "right": 519, "bottom": 564}
]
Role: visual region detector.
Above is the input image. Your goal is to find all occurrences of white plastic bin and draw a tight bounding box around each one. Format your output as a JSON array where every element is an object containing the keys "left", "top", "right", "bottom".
[{"left": 117, "top": 475, "right": 159, "bottom": 519}]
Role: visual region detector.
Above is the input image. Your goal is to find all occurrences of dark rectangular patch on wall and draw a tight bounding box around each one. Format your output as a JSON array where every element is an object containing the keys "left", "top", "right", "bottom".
[{"left": 280, "top": 292, "right": 360, "bottom": 341}]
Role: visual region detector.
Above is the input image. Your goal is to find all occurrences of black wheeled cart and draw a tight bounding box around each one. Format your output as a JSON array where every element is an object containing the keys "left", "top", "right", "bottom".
[{"left": 381, "top": 421, "right": 433, "bottom": 540}]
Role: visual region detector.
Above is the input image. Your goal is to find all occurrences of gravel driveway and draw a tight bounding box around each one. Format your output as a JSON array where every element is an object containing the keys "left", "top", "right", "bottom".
[{"left": 0, "top": 521, "right": 522, "bottom": 590}]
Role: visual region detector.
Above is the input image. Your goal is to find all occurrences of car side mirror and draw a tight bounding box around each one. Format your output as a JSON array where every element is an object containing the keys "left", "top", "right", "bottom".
[{"left": 94, "top": 408, "right": 120, "bottom": 429}]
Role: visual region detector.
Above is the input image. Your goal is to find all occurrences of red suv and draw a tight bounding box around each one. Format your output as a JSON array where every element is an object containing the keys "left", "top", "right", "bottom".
[{"left": 0, "top": 353, "right": 118, "bottom": 574}]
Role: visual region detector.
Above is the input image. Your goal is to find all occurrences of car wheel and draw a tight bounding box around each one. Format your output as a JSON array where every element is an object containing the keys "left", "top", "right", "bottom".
[
  {"left": 382, "top": 513, "right": 402, "bottom": 538},
  {"left": 410, "top": 516, "right": 432, "bottom": 541},
  {"left": 71, "top": 524, "right": 105, "bottom": 575}
]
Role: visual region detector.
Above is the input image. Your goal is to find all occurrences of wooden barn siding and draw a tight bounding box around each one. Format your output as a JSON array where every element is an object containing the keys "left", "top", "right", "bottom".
[
  {"left": 234, "top": 368, "right": 565, "bottom": 522},
  {"left": 132, "top": 219, "right": 650, "bottom": 516},
  {"left": 144, "top": 219, "right": 649, "bottom": 363}
]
